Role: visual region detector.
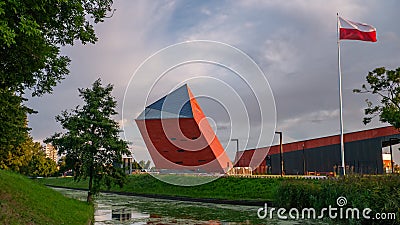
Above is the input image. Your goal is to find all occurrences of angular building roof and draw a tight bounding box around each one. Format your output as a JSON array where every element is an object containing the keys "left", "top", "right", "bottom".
[
  {"left": 136, "top": 84, "right": 193, "bottom": 120},
  {"left": 135, "top": 84, "right": 232, "bottom": 173}
]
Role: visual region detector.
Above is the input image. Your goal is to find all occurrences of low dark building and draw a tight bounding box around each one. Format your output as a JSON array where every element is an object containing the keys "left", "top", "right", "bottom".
[{"left": 235, "top": 126, "right": 400, "bottom": 175}]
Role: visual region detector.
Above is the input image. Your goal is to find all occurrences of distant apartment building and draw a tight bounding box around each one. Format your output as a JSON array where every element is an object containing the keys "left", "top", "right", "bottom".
[{"left": 44, "top": 143, "right": 58, "bottom": 163}]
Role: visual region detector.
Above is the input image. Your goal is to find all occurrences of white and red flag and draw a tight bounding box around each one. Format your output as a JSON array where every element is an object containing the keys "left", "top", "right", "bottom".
[{"left": 339, "top": 17, "right": 377, "bottom": 42}]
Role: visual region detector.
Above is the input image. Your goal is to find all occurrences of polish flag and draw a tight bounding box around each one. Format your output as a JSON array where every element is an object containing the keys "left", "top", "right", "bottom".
[{"left": 339, "top": 17, "right": 377, "bottom": 42}]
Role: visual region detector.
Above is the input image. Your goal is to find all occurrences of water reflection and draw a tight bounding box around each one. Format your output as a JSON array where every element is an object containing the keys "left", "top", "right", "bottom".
[
  {"left": 95, "top": 208, "right": 149, "bottom": 222},
  {"left": 52, "top": 188, "right": 327, "bottom": 225},
  {"left": 112, "top": 209, "right": 148, "bottom": 221},
  {"left": 92, "top": 192, "right": 257, "bottom": 225}
]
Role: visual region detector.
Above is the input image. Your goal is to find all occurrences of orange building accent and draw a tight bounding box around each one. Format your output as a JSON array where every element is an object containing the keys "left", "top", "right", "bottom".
[
  {"left": 135, "top": 84, "right": 231, "bottom": 173},
  {"left": 382, "top": 153, "right": 393, "bottom": 173}
]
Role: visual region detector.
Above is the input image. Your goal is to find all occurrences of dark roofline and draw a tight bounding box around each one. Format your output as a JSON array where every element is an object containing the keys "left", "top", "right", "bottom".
[{"left": 239, "top": 125, "right": 399, "bottom": 155}]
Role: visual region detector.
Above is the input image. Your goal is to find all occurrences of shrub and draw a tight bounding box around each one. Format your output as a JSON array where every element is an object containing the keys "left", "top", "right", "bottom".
[{"left": 274, "top": 175, "right": 400, "bottom": 225}]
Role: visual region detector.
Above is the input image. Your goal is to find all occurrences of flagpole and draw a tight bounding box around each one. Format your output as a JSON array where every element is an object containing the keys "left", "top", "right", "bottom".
[{"left": 337, "top": 13, "right": 345, "bottom": 176}]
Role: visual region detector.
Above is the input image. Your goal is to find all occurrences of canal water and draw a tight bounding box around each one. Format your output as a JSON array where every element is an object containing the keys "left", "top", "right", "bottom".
[{"left": 52, "top": 187, "right": 328, "bottom": 225}]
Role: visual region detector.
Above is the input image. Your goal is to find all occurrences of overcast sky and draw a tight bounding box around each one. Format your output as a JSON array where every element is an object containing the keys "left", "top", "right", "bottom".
[{"left": 27, "top": 0, "right": 400, "bottom": 164}]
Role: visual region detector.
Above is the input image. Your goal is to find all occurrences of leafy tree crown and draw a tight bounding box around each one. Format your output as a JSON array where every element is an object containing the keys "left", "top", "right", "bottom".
[{"left": 354, "top": 67, "right": 400, "bottom": 129}]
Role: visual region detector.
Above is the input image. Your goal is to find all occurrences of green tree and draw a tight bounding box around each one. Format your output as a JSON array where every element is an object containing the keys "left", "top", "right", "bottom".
[
  {"left": 46, "top": 79, "right": 129, "bottom": 203},
  {"left": 57, "top": 156, "right": 72, "bottom": 176},
  {"left": 0, "top": 0, "right": 114, "bottom": 168},
  {"left": 0, "top": 134, "right": 37, "bottom": 171},
  {"left": 25, "top": 150, "right": 58, "bottom": 177},
  {"left": 354, "top": 67, "right": 400, "bottom": 129},
  {"left": 0, "top": 0, "right": 114, "bottom": 95},
  {"left": 138, "top": 160, "right": 151, "bottom": 170},
  {"left": 0, "top": 91, "right": 35, "bottom": 167},
  {"left": 0, "top": 133, "right": 58, "bottom": 177},
  {"left": 132, "top": 160, "right": 141, "bottom": 170}
]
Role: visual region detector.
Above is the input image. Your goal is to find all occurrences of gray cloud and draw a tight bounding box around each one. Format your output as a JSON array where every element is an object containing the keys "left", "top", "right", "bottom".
[{"left": 28, "top": 1, "right": 400, "bottom": 164}]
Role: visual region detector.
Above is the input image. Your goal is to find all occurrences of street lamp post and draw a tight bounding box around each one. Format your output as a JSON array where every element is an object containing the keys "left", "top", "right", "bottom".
[
  {"left": 230, "top": 139, "right": 239, "bottom": 170},
  {"left": 302, "top": 143, "right": 306, "bottom": 175},
  {"left": 275, "top": 131, "right": 284, "bottom": 177},
  {"left": 231, "top": 139, "right": 239, "bottom": 153}
]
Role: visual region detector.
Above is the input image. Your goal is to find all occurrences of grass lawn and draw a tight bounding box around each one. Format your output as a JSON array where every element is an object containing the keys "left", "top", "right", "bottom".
[
  {"left": 39, "top": 174, "right": 282, "bottom": 202},
  {"left": 0, "top": 170, "right": 93, "bottom": 225}
]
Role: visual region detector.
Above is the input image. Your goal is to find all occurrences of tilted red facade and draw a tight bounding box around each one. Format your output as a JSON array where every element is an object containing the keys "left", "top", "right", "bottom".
[{"left": 135, "top": 84, "right": 231, "bottom": 173}]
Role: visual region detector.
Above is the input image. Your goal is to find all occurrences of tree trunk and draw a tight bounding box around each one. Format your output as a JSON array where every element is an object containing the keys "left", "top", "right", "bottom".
[
  {"left": 87, "top": 190, "right": 93, "bottom": 203},
  {"left": 87, "top": 167, "right": 93, "bottom": 203}
]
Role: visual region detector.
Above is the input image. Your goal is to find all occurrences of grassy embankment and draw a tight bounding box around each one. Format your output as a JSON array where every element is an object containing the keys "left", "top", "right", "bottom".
[
  {"left": 40, "top": 174, "right": 400, "bottom": 224},
  {"left": 0, "top": 170, "right": 93, "bottom": 225},
  {"left": 40, "top": 174, "right": 281, "bottom": 201}
]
